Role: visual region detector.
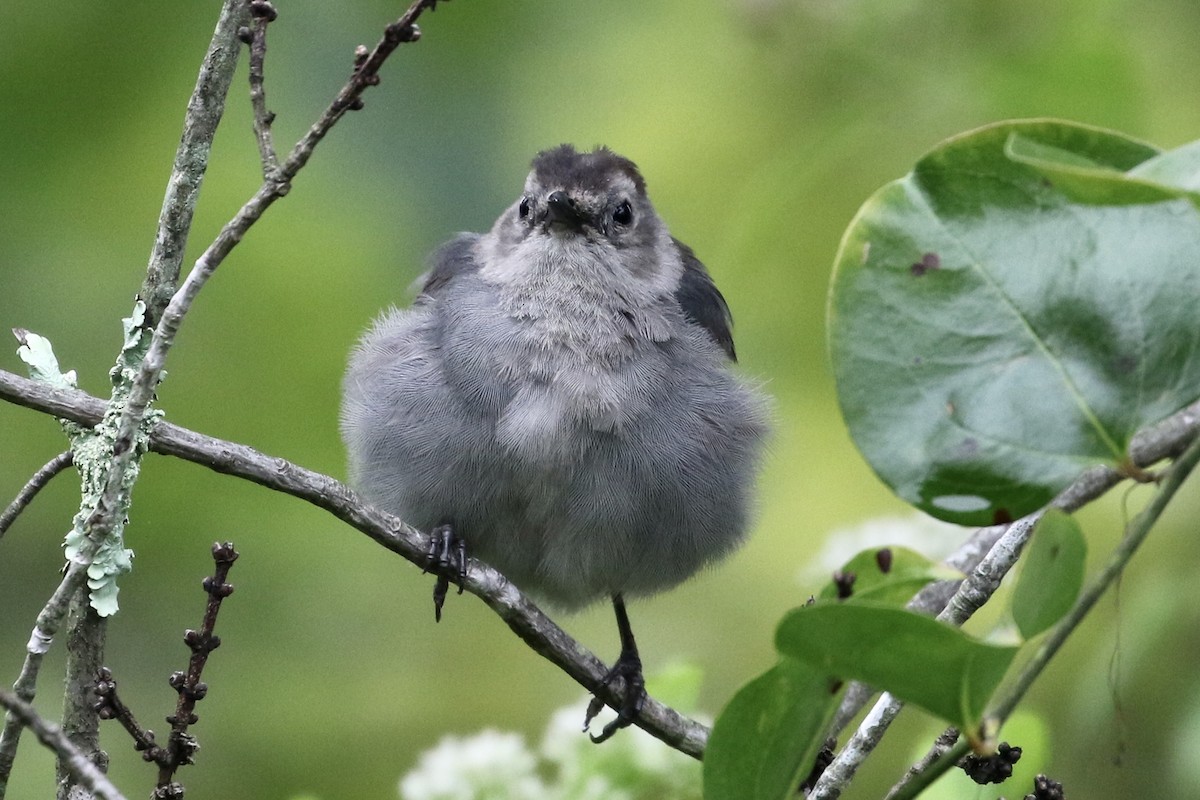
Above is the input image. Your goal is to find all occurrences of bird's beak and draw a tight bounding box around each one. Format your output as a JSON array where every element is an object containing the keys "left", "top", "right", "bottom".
[{"left": 545, "top": 190, "right": 587, "bottom": 229}]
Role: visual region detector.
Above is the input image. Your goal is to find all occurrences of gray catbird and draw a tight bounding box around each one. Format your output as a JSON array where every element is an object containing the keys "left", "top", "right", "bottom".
[{"left": 341, "top": 144, "right": 769, "bottom": 740}]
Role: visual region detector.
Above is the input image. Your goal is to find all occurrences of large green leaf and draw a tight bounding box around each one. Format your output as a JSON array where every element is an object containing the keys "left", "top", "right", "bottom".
[
  {"left": 776, "top": 602, "right": 1018, "bottom": 732},
  {"left": 829, "top": 119, "right": 1200, "bottom": 525},
  {"left": 1011, "top": 509, "right": 1087, "bottom": 640},
  {"left": 704, "top": 657, "right": 842, "bottom": 800}
]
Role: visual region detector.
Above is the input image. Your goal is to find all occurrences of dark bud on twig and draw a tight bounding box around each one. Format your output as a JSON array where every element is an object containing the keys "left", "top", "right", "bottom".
[
  {"left": 175, "top": 732, "right": 200, "bottom": 764},
  {"left": 183, "top": 628, "right": 221, "bottom": 653},
  {"left": 349, "top": 98, "right": 365, "bottom": 111},
  {"left": 211, "top": 541, "right": 239, "bottom": 564},
  {"left": 1024, "top": 774, "right": 1065, "bottom": 800},
  {"left": 236, "top": 26, "right": 253, "bottom": 44},
  {"left": 875, "top": 547, "right": 894, "bottom": 574},
  {"left": 961, "top": 741, "right": 1022, "bottom": 785},
  {"left": 403, "top": 24, "right": 422, "bottom": 42},
  {"left": 248, "top": 0, "right": 278, "bottom": 21},
  {"left": 202, "top": 575, "right": 235, "bottom": 598},
  {"left": 799, "top": 740, "right": 837, "bottom": 793},
  {"left": 166, "top": 712, "right": 200, "bottom": 726},
  {"left": 152, "top": 782, "right": 185, "bottom": 800},
  {"left": 353, "top": 45, "right": 369, "bottom": 68},
  {"left": 92, "top": 667, "right": 118, "bottom": 715},
  {"left": 168, "top": 671, "right": 187, "bottom": 690},
  {"left": 833, "top": 570, "right": 856, "bottom": 599}
]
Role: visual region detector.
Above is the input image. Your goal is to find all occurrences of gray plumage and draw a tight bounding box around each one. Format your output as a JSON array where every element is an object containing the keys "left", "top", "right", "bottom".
[{"left": 341, "top": 145, "right": 770, "bottom": 610}]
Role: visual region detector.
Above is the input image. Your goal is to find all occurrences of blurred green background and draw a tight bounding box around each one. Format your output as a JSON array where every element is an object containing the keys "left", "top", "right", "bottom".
[{"left": 3, "top": 1, "right": 1200, "bottom": 798}]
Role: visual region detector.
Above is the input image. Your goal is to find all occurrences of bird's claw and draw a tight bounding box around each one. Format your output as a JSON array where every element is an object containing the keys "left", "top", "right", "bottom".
[
  {"left": 584, "top": 649, "right": 646, "bottom": 743},
  {"left": 424, "top": 524, "right": 466, "bottom": 622}
]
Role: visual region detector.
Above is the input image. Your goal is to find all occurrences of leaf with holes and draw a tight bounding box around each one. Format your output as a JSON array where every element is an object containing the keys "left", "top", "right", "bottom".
[{"left": 829, "top": 119, "right": 1200, "bottom": 525}]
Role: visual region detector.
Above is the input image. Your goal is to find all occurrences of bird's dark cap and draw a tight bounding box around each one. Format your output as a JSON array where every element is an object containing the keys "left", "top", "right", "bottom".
[{"left": 530, "top": 144, "right": 647, "bottom": 196}]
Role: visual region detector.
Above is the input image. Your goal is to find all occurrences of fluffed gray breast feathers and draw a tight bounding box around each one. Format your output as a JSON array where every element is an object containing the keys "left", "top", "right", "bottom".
[{"left": 341, "top": 144, "right": 770, "bottom": 609}]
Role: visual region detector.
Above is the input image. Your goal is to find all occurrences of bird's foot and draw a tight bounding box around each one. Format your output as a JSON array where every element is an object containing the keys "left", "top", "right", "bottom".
[
  {"left": 584, "top": 647, "right": 646, "bottom": 743},
  {"left": 423, "top": 524, "right": 467, "bottom": 622}
]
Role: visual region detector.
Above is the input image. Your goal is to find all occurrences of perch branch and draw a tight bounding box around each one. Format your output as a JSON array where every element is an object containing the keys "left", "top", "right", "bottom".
[
  {"left": 0, "top": 368, "right": 706, "bottom": 756},
  {"left": 4, "top": 373, "right": 1200, "bottom": 761},
  {"left": 0, "top": 451, "right": 73, "bottom": 541},
  {"left": 0, "top": 688, "right": 127, "bottom": 800}
]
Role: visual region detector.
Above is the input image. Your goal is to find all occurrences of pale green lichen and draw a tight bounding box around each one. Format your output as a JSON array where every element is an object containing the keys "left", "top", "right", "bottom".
[
  {"left": 21, "top": 301, "right": 161, "bottom": 616},
  {"left": 16, "top": 330, "right": 78, "bottom": 389}
]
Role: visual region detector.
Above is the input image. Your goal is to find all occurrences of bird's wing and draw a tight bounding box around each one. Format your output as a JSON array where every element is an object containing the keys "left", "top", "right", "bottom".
[
  {"left": 417, "top": 233, "right": 483, "bottom": 300},
  {"left": 672, "top": 238, "right": 737, "bottom": 361}
]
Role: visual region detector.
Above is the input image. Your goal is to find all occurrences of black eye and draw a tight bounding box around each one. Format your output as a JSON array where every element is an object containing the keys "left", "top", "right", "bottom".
[
  {"left": 518, "top": 196, "right": 531, "bottom": 219},
  {"left": 613, "top": 200, "right": 633, "bottom": 226}
]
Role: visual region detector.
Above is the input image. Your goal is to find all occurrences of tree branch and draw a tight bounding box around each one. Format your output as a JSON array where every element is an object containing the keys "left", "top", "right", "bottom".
[
  {"left": 0, "top": 451, "right": 73, "bottom": 541},
  {"left": 4, "top": 371, "right": 1199, "bottom": 764},
  {"left": 0, "top": 563, "right": 89, "bottom": 797},
  {"left": 0, "top": 368, "right": 709, "bottom": 757},
  {"left": 140, "top": 0, "right": 250, "bottom": 330},
  {"left": 0, "top": 688, "right": 128, "bottom": 800}
]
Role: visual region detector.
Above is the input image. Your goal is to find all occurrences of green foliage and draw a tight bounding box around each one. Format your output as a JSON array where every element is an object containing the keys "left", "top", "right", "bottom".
[
  {"left": 829, "top": 119, "right": 1200, "bottom": 526},
  {"left": 777, "top": 602, "right": 1018, "bottom": 734},
  {"left": 1012, "top": 510, "right": 1087, "bottom": 640},
  {"left": 703, "top": 658, "right": 841, "bottom": 800}
]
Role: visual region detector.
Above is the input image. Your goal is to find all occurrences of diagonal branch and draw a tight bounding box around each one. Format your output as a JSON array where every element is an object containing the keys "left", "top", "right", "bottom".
[
  {"left": 0, "top": 451, "right": 73, "bottom": 541},
  {"left": 0, "top": 688, "right": 127, "bottom": 800},
  {"left": 0, "top": 368, "right": 709, "bottom": 758}
]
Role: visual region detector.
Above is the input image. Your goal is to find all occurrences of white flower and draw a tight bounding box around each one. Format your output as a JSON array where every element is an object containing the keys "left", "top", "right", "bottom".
[
  {"left": 398, "top": 730, "right": 545, "bottom": 800},
  {"left": 804, "top": 512, "right": 967, "bottom": 580}
]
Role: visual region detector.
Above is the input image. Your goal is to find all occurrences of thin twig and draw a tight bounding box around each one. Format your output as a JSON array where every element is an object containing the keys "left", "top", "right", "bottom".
[
  {"left": 0, "top": 563, "right": 89, "bottom": 797},
  {"left": 0, "top": 688, "right": 128, "bottom": 800},
  {"left": 92, "top": 668, "right": 161, "bottom": 759},
  {"left": 140, "top": 0, "right": 250, "bottom": 329},
  {"left": 245, "top": 1, "right": 279, "bottom": 175},
  {"left": 158, "top": 542, "right": 238, "bottom": 790},
  {"left": 0, "top": 451, "right": 73, "bottom": 541}
]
